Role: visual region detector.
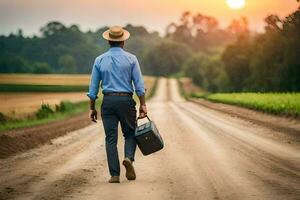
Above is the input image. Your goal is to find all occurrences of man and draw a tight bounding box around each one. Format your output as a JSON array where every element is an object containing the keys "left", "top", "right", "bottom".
[{"left": 87, "top": 26, "right": 147, "bottom": 183}]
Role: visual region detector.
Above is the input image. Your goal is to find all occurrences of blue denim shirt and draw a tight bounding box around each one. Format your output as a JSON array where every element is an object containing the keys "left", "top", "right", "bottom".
[{"left": 87, "top": 47, "right": 145, "bottom": 100}]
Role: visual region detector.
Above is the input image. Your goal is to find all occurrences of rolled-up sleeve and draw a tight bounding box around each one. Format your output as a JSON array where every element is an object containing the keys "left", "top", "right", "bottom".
[
  {"left": 87, "top": 58, "right": 101, "bottom": 100},
  {"left": 132, "top": 56, "right": 145, "bottom": 96}
]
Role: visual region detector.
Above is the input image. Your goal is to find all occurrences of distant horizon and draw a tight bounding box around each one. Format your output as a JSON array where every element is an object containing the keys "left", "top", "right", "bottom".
[
  {"left": 0, "top": 13, "right": 294, "bottom": 38},
  {"left": 0, "top": 0, "right": 299, "bottom": 37},
  {"left": 0, "top": 21, "right": 161, "bottom": 37}
]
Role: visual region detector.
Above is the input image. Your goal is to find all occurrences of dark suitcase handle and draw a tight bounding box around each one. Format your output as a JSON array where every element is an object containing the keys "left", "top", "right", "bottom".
[
  {"left": 136, "top": 116, "right": 152, "bottom": 132},
  {"left": 136, "top": 115, "right": 151, "bottom": 123}
]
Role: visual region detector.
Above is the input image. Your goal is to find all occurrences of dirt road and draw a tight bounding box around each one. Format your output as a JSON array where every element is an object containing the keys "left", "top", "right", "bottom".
[{"left": 1, "top": 78, "right": 299, "bottom": 200}]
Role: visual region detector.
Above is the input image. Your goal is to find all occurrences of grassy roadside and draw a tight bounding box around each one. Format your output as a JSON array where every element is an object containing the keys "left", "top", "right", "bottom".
[
  {"left": 203, "top": 93, "right": 300, "bottom": 117},
  {"left": 177, "top": 79, "right": 189, "bottom": 100},
  {"left": 177, "top": 78, "right": 300, "bottom": 118},
  {"left": 190, "top": 92, "right": 300, "bottom": 118},
  {"left": 0, "top": 101, "right": 102, "bottom": 132},
  {"left": 177, "top": 78, "right": 205, "bottom": 100},
  {"left": 146, "top": 77, "right": 159, "bottom": 100}
]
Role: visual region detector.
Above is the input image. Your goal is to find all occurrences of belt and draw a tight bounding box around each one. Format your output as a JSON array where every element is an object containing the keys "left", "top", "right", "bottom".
[{"left": 104, "top": 92, "right": 133, "bottom": 97}]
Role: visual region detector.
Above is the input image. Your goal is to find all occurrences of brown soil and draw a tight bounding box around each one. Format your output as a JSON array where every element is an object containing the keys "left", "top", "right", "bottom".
[
  {"left": 0, "top": 78, "right": 299, "bottom": 200},
  {"left": 0, "top": 112, "right": 92, "bottom": 159},
  {"left": 0, "top": 76, "right": 157, "bottom": 159},
  {"left": 190, "top": 98, "right": 300, "bottom": 144}
]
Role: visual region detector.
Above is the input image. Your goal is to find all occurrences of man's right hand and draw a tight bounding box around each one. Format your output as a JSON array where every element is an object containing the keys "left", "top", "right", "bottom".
[
  {"left": 138, "top": 104, "right": 147, "bottom": 119},
  {"left": 89, "top": 109, "right": 97, "bottom": 123}
]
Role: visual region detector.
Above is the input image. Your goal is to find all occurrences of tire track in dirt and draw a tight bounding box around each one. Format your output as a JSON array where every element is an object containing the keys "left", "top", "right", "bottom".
[
  {"left": 0, "top": 124, "right": 105, "bottom": 200},
  {"left": 189, "top": 99, "right": 300, "bottom": 143},
  {"left": 0, "top": 113, "right": 92, "bottom": 159},
  {"left": 173, "top": 102, "right": 300, "bottom": 197},
  {"left": 1, "top": 78, "right": 299, "bottom": 200},
  {"left": 168, "top": 78, "right": 300, "bottom": 199}
]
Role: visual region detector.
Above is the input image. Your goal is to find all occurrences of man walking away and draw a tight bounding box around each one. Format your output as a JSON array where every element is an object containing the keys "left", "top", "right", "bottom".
[{"left": 87, "top": 26, "right": 147, "bottom": 183}]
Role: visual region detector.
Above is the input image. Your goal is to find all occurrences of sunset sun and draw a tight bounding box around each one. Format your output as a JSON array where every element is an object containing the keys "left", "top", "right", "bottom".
[{"left": 227, "top": 0, "right": 245, "bottom": 10}]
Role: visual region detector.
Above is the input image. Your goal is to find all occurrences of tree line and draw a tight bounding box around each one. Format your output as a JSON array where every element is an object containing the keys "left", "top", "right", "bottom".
[
  {"left": 182, "top": 7, "right": 300, "bottom": 92},
  {"left": 162, "top": 7, "right": 299, "bottom": 92},
  {"left": 0, "top": 23, "right": 161, "bottom": 74},
  {"left": 0, "top": 11, "right": 253, "bottom": 76},
  {"left": 0, "top": 4, "right": 299, "bottom": 92}
]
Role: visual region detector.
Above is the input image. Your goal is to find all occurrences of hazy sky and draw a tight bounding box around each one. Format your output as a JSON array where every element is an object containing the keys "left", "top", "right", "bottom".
[{"left": 0, "top": 0, "right": 299, "bottom": 36}]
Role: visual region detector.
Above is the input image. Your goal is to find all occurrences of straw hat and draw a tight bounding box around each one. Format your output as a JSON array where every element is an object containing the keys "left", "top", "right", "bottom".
[{"left": 102, "top": 26, "right": 130, "bottom": 41}]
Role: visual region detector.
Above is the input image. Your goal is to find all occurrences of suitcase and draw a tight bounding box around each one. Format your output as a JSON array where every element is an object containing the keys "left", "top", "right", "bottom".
[{"left": 135, "top": 116, "right": 164, "bottom": 155}]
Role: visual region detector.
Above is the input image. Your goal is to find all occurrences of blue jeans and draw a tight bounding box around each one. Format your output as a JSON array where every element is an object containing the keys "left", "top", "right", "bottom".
[{"left": 101, "top": 95, "right": 137, "bottom": 176}]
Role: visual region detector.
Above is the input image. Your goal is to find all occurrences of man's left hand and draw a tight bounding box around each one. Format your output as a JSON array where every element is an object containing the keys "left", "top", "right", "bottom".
[{"left": 138, "top": 104, "right": 147, "bottom": 119}]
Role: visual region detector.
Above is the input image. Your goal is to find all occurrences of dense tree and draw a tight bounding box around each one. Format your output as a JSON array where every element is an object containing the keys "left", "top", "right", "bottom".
[
  {"left": 166, "top": 11, "right": 235, "bottom": 51},
  {"left": 183, "top": 54, "right": 227, "bottom": 92},
  {"left": 0, "top": 56, "right": 31, "bottom": 73},
  {"left": 179, "top": 5, "right": 300, "bottom": 92},
  {"left": 222, "top": 36, "right": 252, "bottom": 91},
  {"left": 58, "top": 54, "right": 76, "bottom": 73},
  {"left": 143, "top": 41, "right": 192, "bottom": 76},
  {"left": 0, "top": 23, "right": 161, "bottom": 74},
  {"left": 220, "top": 7, "right": 300, "bottom": 92},
  {"left": 32, "top": 62, "right": 52, "bottom": 74},
  {"left": 183, "top": 54, "right": 207, "bottom": 86}
]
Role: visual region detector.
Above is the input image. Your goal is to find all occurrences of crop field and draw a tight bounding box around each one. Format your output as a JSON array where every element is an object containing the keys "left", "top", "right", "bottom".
[
  {"left": 202, "top": 93, "right": 300, "bottom": 117},
  {"left": 0, "top": 74, "right": 157, "bottom": 119},
  {"left": 0, "top": 74, "right": 91, "bottom": 85},
  {"left": 0, "top": 92, "right": 88, "bottom": 119}
]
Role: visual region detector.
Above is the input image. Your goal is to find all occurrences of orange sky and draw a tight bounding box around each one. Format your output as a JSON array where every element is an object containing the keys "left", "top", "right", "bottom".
[{"left": 0, "top": 0, "right": 298, "bottom": 36}]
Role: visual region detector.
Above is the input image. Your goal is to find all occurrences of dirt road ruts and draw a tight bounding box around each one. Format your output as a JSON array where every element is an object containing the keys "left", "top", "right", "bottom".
[{"left": 0, "top": 78, "right": 299, "bottom": 200}]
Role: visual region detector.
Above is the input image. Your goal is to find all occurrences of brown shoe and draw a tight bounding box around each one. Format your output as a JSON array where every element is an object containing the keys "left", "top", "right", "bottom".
[
  {"left": 122, "top": 158, "right": 136, "bottom": 180},
  {"left": 108, "top": 176, "right": 120, "bottom": 183}
]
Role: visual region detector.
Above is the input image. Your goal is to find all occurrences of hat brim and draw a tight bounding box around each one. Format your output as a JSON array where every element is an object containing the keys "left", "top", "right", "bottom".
[{"left": 102, "top": 29, "right": 130, "bottom": 41}]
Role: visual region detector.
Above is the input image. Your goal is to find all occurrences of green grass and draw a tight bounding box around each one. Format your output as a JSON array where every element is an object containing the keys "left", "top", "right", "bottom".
[
  {"left": 0, "top": 84, "right": 88, "bottom": 92},
  {"left": 195, "top": 93, "right": 300, "bottom": 117},
  {"left": 189, "top": 92, "right": 205, "bottom": 98},
  {"left": 177, "top": 79, "right": 189, "bottom": 100},
  {"left": 146, "top": 77, "right": 159, "bottom": 100},
  {"left": 0, "top": 100, "right": 101, "bottom": 132}
]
